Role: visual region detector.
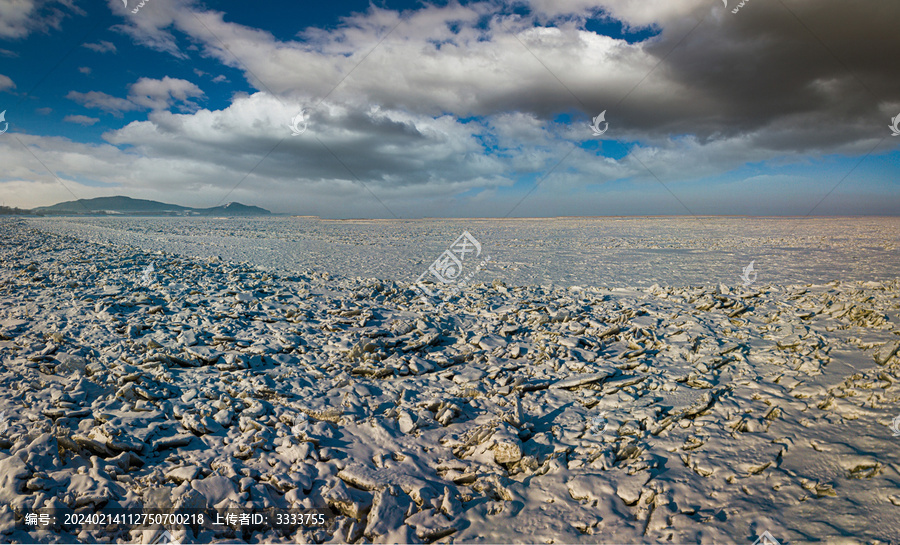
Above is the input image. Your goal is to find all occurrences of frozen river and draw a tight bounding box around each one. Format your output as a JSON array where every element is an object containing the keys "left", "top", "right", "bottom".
[{"left": 4, "top": 217, "right": 900, "bottom": 543}]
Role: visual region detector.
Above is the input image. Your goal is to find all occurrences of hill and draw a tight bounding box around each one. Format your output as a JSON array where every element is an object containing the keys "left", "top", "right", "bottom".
[{"left": 31, "top": 196, "right": 271, "bottom": 216}]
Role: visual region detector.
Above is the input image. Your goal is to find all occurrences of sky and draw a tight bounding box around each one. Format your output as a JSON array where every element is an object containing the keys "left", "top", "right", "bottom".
[{"left": 0, "top": 0, "right": 897, "bottom": 218}]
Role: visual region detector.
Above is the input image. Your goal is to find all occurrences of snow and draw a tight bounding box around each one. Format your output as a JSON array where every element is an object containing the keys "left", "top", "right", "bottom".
[{"left": 0, "top": 216, "right": 897, "bottom": 543}]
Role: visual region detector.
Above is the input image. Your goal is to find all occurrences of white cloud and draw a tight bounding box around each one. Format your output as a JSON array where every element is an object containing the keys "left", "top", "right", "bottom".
[
  {"left": 66, "top": 90, "right": 139, "bottom": 117},
  {"left": 82, "top": 40, "right": 117, "bottom": 53},
  {"left": 107, "top": 0, "right": 895, "bottom": 151},
  {"left": 0, "top": 74, "right": 15, "bottom": 92},
  {"left": 65, "top": 77, "right": 206, "bottom": 117},
  {"left": 0, "top": 8, "right": 35, "bottom": 40},
  {"left": 5, "top": 0, "right": 898, "bottom": 217},
  {"left": 110, "top": 0, "right": 186, "bottom": 59},
  {"left": 0, "top": 0, "right": 67, "bottom": 39},
  {"left": 63, "top": 114, "right": 99, "bottom": 125},
  {"left": 154, "top": 6, "right": 649, "bottom": 118},
  {"left": 521, "top": 0, "right": 708, "bottom": 28},
  {"left": 127, "top": 76, "right": 205, "bottom": 111},
  {"left": 2, "top": 87, "right": 814, "bottom": 217}
]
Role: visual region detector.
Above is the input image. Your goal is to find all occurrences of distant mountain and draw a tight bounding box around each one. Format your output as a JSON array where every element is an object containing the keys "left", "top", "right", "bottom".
[
  {"left": 199, "top": 202, "right": 271, "bottom": 216},
  {"left": 31, "top": 196, "right": 271, "bottom": 216}
]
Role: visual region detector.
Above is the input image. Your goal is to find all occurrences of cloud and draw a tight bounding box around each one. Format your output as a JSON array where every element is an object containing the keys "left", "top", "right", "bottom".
[
  {"left": 110, "top": 0, "right": 187, "bottom": 60},
  {"left": 211, "top": 75, "right": 228, "bottom": 83},
  {"left": 0, "top": 74, "right": 15, "bottom": 92},
  {"left": 0, "top": 0, "right": 77, "bottom": 40},
  {"left": 78, "top": 66, "right": 91, "bottom": 75},
  {"left": 127, "top": 77, "right": 205, "bottom": 111},
  {"left": 100, "top": 92, "right": 504, "bottom": 194},
  {"left": 82, "top": 40, "right": 117, "bottom": 54},
  {"left": 65, "top": 77, "right": 205, "bottom": 118},
  {"left": 112, "top": 0, "right": 895, "bottom": 153},
  {"left": 63, "top": 114, "right": 99, "bottom": 125},
  {"left": 520, "top": 0, "right": 706, "bottom": 29},
  {"left": 1, "top": 98, "right": 895, "bottom": 217},
  {"left": 0, "top": 92, "right": 522, "bottom": 215},
  {"left": 7, "top": 0, "right": 900, "bottom": 217},
  {"left": 66, "top": 90, "right": 140, "bottom": 117},
  {"left": 35, "top": 107, "right": 52, "bottom": 115}
]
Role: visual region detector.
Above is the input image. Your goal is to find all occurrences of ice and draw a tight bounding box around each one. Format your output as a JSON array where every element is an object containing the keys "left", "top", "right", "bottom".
[
  {"left": 0, "top": 217, "right": 899, "bottom": 543},
  {"left": 25, "top": 216, "right": 900, "bottom": 289}
]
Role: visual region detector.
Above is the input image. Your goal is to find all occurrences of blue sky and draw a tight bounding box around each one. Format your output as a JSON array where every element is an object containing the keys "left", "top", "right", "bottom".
[{"left": 0, "top": 0, "right": 897, "bottom": 217}]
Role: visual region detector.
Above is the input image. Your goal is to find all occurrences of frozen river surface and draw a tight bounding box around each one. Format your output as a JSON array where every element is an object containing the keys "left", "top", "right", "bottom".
[
  {"left": 4, "top": 218, "right": 900, "bottom": 543},
  {"left": 28, "top": 216, "right": 900, "bottom": 288}
]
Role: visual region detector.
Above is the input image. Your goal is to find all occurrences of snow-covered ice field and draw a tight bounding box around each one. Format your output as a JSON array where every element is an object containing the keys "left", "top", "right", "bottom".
[
  {"left": 1, "top": 216, "right": 899, "bottom": 544},
  {"left": 26, "top": 216, "right": 900, "bottom": 288}
]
